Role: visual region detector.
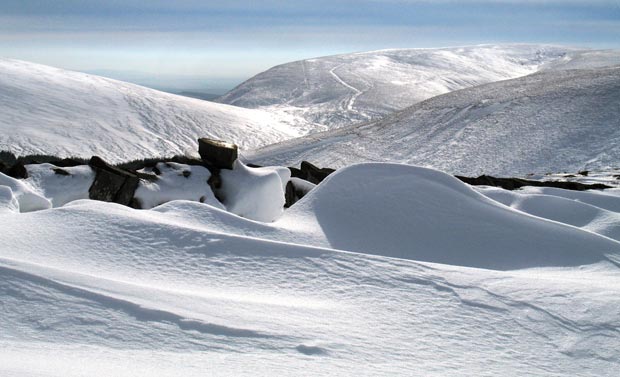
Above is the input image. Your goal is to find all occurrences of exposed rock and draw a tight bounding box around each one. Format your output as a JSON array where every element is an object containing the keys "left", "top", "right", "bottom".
[
  {"left": 578, "top": 170, "right": 589, "bottom": 176},
  {"left": 284, "top": 178, "right": 316, "bottom": 208},
  {"left": 88, "top": 156, "right": 139, "bottom": 206},
  {"left": 117, "top": 156, "right": 205, "bottom": 172},
  {"left": 285, "top": 181, "right": 296, "bottom": 208},
  {"left": 289, "top": 161, "right": 335, "bottom": 185},
  {"left": 456, "top": 174, "right": 611, "bottom": 191},
  {"left": 135, "top": 171, "right": 159, "bottom": 182},
  {"left": 0, "top": 161, "right": 9, "bottom": 175},
  {"left": 289, "top": 166, "right": 303, "bottom": 179},
  {"left": 207, "top": 169, "right": 224, "bottom": 203},
  {"left": 198, "top": 138, "right": 238, "bottom": 170},
  {"left": 52, "top": 167, "right": 70, "bottom": 176},
  {"left": 54, "top": 158, "right": 87, "bottom": 167},
  {"left": 7, "top": 161, "right": 28, "bottom": 179},
  {"left": 0, "top": 151, "right": 17, "bottom": 166},
  {"left": 129, "top": 197, "right": 142, "bottom": 210},
  {"left": 182, "top": 170, "right": 191, "bottom": 178}
]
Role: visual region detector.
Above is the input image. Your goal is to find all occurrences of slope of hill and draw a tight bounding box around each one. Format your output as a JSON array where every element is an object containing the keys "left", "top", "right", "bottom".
[
  {"left": 0, "top": 59, "right": 305, "bottom": 163},
  {"left": 248, "top": 62, "right": 620, "bottom": 176},
  {"left": 217, "top": 44, "right": 575, "bottom": 131}
]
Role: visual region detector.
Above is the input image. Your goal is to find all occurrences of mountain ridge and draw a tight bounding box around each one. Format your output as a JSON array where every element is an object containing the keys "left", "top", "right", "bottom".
[
  {"left": 247, "top": 61, "right": 620, "bottom": 176},
  {"left": 217, "top": 44, "right": 578, "bottom": 132}
]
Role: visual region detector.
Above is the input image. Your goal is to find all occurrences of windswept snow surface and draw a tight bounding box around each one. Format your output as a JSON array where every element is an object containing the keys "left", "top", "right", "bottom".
[
  {"left": 0, "top": 171, "right": 51, "bottom": 212},
  {"left": 218, "top": 45, "right": 575, "bottom": 131},
  {"left": 249, "top": 63, "right": 620, "bottom": 176},
  {"left": 2, "top": 163, "right": 620, "bottom": 376},
  {"left": 0, "top": 59, "right": 305, "bottom": 162}
]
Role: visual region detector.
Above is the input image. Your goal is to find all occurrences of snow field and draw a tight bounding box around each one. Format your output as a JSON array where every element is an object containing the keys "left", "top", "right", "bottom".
[
  {"left": 1, "top": 163, "right": 620, "bottom": 376},
  {"left": 0, "top": 59, "right": 305, "bottom": 162},
  {"left": 218, "top": 44, "right": 576, "bottom": 131},
  {"left": 250, "top": 65, "right": 620, "bottom": 176}
]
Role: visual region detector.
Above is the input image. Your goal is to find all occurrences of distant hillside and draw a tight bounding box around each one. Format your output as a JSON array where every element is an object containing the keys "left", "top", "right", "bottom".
[
  {"left": 175, "top": 91, "right": 221, "bottom": 101},
  {"left": 217, "top": 44, "right": 575, "bottom": 132},
  {"left": 0, "top": 59, "right": 305, "bottom": 162},
  {"left": 248, "top": 60, "right": 620, "bottom": 176}
]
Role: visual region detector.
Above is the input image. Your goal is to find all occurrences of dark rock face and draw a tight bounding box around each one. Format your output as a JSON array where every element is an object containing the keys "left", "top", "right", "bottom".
[
  {"left": 290, "top": 161, "right": 335, "bottom": 185},
  {"left": 198, "top": 138, "right": 238, "bottom": 170},
  {"left": 456, "top": 174, "right": 611, "bottom": 191},
  {"left": 284, "top": 180, "right": 311, "bottom": 208},
  {"left": 7, "top": 161, "right": 28, "bottom": 179},
  {"left": 88, "top": 156, "right": 139, "bottom": 206},
  {"left": 53, "top": 167, "right": 70, "bottom": 176},
  {"left": 207, "top": 169, "right": 224, "bottom": 203},
  {"left": 284, "top": 181, "right": 296, "bottom": 208},
  {"left": 0, "top": 151, "right": 17, "bottom": 166},
  {"left": 129, "top": 197, "right": 142, "bottom": 210},
  {"left": 0, "top": 161, "right": 9, "bottom": 175}
]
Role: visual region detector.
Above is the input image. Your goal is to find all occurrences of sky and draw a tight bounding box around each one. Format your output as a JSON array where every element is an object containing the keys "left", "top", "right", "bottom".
[{"left": 1, "top": 0, "right": 619, "bottom": 92}]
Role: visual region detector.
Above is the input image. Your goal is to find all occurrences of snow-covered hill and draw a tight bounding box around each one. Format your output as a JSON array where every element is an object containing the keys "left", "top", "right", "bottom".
[
  {"left": 0, "top": 59, "right": 305, "bottom": 163},
  {"left": 249, "top": 61, "right": 620, "bottom": 176},
  {"left": 2, "top": 163, "right": 620, "bottom": 375},
  {"left": 217, "top": 44, "right": 575, "bottom": 131}
]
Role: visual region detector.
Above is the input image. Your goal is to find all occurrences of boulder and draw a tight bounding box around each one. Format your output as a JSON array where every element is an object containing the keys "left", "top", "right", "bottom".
[
  {"left": 0, "top": 151, "right": 17, "bottom": 166},
  {"left": 292, "top": 161, "right": 335, "bottom": 185},
  {"left": 7, "top": 161, "right": 28, "bottom": 179},
  {"left": 88, "top": 156, "right": 139, "bottom": 206},
  {"left": 0, "top": 161, "right": 9, "bottom": 175},
  {"left": 284, "top": 178, "right": 316, "bottom": 208},
  {"left": 198, "top": 138, "right": 238, "bottom": 170},
  {"left": 284, "top": 181, "right": 296, "bottom": 208},
  {"left": 207, "top": 169, "right": 223, "bottom": 202}
]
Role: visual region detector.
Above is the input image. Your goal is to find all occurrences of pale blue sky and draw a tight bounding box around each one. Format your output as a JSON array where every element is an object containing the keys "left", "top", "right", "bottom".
[{"left": 2, "top": 0, "right": 619, "bottom": 91}]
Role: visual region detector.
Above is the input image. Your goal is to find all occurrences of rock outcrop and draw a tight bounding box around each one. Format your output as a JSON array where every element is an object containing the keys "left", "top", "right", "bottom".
[
  {"left": 290, "top": 161, "right": 335, "bottom": 185},
  {"left": 456, "top": 175, "right": 612, "bottom": 191},
  {"left": 88, "top": 156, "right": 140, "bottom": 206},
  {"left": 198, "top": 138, "right": 238, "bottom": 170}
]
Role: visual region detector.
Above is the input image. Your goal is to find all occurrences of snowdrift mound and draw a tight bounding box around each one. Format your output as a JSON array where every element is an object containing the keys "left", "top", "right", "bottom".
[
  {"left": 0, "top": 59, "right": 303, "bottom": 162},
  {"left": 0, "top": 171, "right": 51, "bottom": 212},
  {"left": 0, "top": 185, "right": 19, "bottom": 213},
  {"left": 250, "top": 65, "right": 620, "bottom": 176},
  {"left": 218, "top": 44, "right": 573, "bottom": 131},
  {"left": 219, "top": 161, "right": 290, "bottom": 222},
  {"left": 280, "top": 164, "right": 620, "bottom": 270},
  {"left": 25, "top": 163, "right": 94, "bottom": 207},
  {"left": 479, "top": 186, "right": 620, "bottom": 242}
]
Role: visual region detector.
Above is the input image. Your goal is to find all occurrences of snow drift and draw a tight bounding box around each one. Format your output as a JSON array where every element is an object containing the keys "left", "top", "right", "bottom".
[
  {"left": 0, "top": 171, "right": 51, "bottom": 212},
  {"left": 278, "top": 164, "right": 620, "bottom": 270},
  {"left": 2, "top": 162, "right": 620, "bottom": 376}
]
